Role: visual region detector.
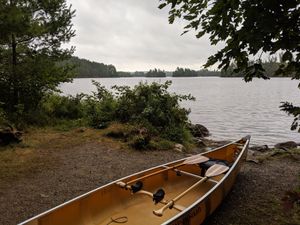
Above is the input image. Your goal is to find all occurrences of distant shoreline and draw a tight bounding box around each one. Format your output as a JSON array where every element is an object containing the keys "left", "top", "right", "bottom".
[{"left": 74, "top": 76, "right": 293, "bottom": 79}]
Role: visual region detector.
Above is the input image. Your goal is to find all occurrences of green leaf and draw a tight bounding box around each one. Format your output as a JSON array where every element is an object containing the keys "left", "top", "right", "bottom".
[
  {"left": 158, "top": 3, "right": 167, "bottom": 9},
  {"left": 282, "top": 51, "right": 293, "bottom": 62}
]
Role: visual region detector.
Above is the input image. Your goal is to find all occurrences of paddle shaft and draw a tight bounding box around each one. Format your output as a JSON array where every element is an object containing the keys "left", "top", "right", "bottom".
[
  {"left": 125, "top": 155, "right": 209, "bottom": 185},
  {"left": 126, "top": 163, "right": 185, "bottom": 185},
  {"left": 153, "top": 177, "right": 208, "bottom": 216},
  {"left": 153, "top": 164, "right": 229, "bottom": 216}
]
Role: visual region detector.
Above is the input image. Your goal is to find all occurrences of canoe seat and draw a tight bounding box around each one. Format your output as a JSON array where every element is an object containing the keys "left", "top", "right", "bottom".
[{"left": 199, "top": 159, "right": 229, "bottom": 177}]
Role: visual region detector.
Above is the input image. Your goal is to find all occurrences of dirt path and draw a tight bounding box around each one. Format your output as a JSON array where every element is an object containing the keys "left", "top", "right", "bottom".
[{"left": 0, "top": 129, "right": 299, "bottom": 225}]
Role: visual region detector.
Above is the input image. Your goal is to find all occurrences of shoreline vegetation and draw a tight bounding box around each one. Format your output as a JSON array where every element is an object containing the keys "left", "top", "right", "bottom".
[{"left": 65, "top": 56, "right": 292, "bottom": 79}]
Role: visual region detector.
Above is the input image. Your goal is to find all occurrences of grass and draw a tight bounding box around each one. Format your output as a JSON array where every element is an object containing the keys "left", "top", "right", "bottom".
[
  {"left": 256, "top": 148, "right": 300, "bottom": 162},
  {"left": 0, "top": 122, "right": 181, "bottom": 181},
  {"left": 0, "top": 125, "right": 120, "bottom": 181}
]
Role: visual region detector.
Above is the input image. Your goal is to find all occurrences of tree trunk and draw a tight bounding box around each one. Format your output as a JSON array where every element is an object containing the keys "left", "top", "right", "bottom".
[
  {"left": 9, "top": 0, "right": 19, "bottom": 112},
  {"left": 11, "top": 33, "right": 18, "bottom": 111}
]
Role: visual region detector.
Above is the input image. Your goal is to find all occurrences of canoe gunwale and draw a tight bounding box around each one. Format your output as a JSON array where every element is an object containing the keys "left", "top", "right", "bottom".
[{"left": 18, "top": 136, "right": 250, "bottom": 225}]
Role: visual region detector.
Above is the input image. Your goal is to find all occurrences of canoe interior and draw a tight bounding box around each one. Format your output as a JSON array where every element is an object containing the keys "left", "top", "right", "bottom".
[{"left": 21, "top": 137, "right": 249, "bottom": 225}]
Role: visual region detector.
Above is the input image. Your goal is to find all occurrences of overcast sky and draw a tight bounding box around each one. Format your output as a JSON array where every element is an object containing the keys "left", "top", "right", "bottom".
[{"left": 66, "top": 0, "right": 221, "bottom": 72}]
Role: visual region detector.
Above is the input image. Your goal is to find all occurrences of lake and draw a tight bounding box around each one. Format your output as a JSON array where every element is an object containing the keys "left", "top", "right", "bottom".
[{"left": 60, "top": 77, "right": 300, "bottom": 146}]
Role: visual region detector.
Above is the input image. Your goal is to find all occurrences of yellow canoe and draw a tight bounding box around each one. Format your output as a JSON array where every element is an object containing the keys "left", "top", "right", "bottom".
[{"left": 19, "top": 136, "right": 250, "bottom": 225}]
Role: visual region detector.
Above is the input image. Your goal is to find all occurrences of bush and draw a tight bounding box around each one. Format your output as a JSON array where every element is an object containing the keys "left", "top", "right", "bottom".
[
  {"left": 88, "top": 81, "right": 195, "bottom": 146},
  {"left": 1, "top": 80, "right": 195, "bottom": 148},
  {"left": 83, "top": 81, "right": 118, "bottom": 127},
  {"left": 41, "top": 94, "right": 84, "bottom": 119},
  {"left": 112, "top": 81, "right": 195, "bottom": 144}
]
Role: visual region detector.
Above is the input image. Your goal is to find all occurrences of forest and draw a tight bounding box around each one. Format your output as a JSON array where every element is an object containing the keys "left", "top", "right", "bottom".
[{"left": 67, "top": 57, "right": 289, "bottom": 78}]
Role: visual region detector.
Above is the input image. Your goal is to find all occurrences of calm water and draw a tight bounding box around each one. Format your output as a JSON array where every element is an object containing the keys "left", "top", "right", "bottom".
[{"left": 60, "top": 77, "right": 300, "bottom": 146}]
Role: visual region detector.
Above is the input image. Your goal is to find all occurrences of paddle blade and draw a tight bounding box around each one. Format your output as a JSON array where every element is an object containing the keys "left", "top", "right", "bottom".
[
  {"left": 183, "top": 155, "right": 209, "bottom": 165},
  {"left": 205, "top": 164, "right": 229, "bottom": 178}
]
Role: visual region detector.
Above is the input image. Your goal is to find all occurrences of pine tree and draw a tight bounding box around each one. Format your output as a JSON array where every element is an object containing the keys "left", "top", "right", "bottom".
[{"left": 0, "top": 0, "right": 75, "bottom": 113}]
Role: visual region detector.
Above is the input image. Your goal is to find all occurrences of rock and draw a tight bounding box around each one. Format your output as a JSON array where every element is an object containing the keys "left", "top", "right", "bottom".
[
  {"left": 250, "top": 145, "right": 269, "bottom": 152},
  {"left": 40, "top": 193, "right": 49, "bottom": 198},
  {"left": 188, "top": 124, "right": 210, "bottom": 138},
  {"left": 94, "top": 122, "right": 109, "bottom": 129},
  {"left": 247, "top": 149, "right": 256, "bottom": 157},
  {"left": 75, "top": 128, "right": 86, "bottom": 133},
  {"left": 246, "top": 150, "right": 260, "bottom": 164},
  {"left": 174, "top": 143, "right": 185, "bottom": 152},
  {"left": 138, "top": 127, "right": 148, "bottom": 136},
  {"left": 195, "top": 139, "right": 207, "bottom": 148},
  {"left": 274, "top": 141, "right": 298, "bottom": 150}
]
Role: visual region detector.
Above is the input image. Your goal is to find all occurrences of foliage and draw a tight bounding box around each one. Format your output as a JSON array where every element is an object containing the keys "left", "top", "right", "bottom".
[
  {"left": 41, "top": 94, "right": 84, "bottom": 120},
  {"left": 2, "top": 80, "right": 195, "bottom": 148},
  {"left": 159, "top": 0, "right": 299, "bottom": 80},
  {"left": 113, "top": 81, "right": 194, "bottom": 141},
  {"left": 197, "top": 69, "right": 220, "bottom": 77},
  {"left": 145, "top": 68, "right": 166, "bottom": 77},
  {"left": 62, "top": 56, "right": 119, "bottom": 78},
  {"left": 83, "top": 81, "right": 118, "bottom": 127},
  {"left": 118, "top": 71, "right": 132, "bottom": 77},
  {"left": 280, "top": 102, "right": 300, "bottom": 132},
  {"left": 173, "top": 67, "right": 198, "bottom": 77},
  {"left": 221, "top": 56, "right": 289, "bottom": 77},
  {"left": 93, "top": 81, "right": 195, "bottom": 146},
  {"left": 0, "top": 105, "right": 7, "bottom": 125},
  {"left": 159, "top": 0, "right": 300, "bottom": 131},
  {"left": 0, "top": 0, "right": 75, "bottom": 114}
]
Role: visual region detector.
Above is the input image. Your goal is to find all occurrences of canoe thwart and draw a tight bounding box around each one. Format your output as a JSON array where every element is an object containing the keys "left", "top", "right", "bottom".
[
  {"left": 161, "top": 165, "right": 218, "bottom": 184},
  {"left": 125, "top": 156, "right": 209, "bottom": 185}
]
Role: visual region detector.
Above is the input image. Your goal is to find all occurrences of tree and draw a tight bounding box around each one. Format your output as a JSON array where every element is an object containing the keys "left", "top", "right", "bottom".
[
  {"left": 0, "top": 0, "right": 75, "bottom": 114},
  {"left": 63, "top": 57, "right": 119, "bottom": 78},
  {"left": 146, "top": 68, "right": 166, "bottom": 77},
  {"left": 173, "top": 67, "right": 198, "bottom": 77},
  {"left": 159, "top": 0, "right": 300, "bottom": 131}
]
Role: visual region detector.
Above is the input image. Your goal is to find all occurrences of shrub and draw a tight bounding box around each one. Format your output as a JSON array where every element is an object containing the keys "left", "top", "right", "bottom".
[
  {"left": 83, "top": 81, "right": 117, "bottom": 127},
  {"left": 89, "top": 81, "right": 195, "bottom": 146},
  {"left": 112, "top": 81, "right": 195, "bottom": 144},
  {"left": 0, "top": 105, "right": 7, "bottom": 125},
  {"left": 129, "top": 134, "right": 151, "bottom": 150},
  {"left": 41, "top": 94, "right": 84, "bottom": 119}
]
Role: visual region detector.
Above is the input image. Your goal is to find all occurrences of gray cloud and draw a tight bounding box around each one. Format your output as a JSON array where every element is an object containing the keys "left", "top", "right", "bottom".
[{"left": 66, "top": 0, "right": 221, "bottom": 71}]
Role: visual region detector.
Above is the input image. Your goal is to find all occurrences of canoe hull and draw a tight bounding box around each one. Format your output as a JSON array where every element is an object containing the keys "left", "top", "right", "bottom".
[{"left": 19, "top": 136, "right": 250, "bottom": 225}]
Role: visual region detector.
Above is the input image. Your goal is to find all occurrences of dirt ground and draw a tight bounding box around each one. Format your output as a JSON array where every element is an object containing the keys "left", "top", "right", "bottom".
[{"left": 0, "top": 128, "right": 299, "bottom": 225}]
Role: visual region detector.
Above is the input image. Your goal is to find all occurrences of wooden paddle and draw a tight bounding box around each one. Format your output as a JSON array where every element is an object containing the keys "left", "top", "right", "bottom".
[
  {"left": 125, "top": 155, "right": 209, "bottom": 185},
  {"left": 153, "top": 164, "right": 229, "bottom": 217}
]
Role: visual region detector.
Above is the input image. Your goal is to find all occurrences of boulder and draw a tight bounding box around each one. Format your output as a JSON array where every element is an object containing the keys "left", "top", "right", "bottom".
[
  {"left": 188, "top": 124, "right": 210, "bottom": 138},
  {"left": 195, "top": 139, "right": 207, "bottom": 148},
  {"left": 250, "top": 145, "right": 269, "bottom": 152},
  {"left": 174, "top": 143, "right": 185, "bottom": 152},
  {"left": 274, "top": 141, "right": 298, "bottom": 150}
]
